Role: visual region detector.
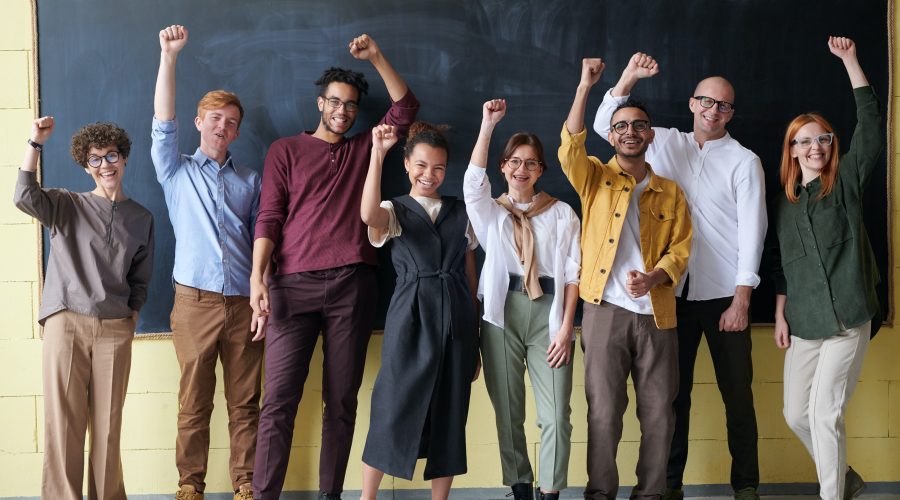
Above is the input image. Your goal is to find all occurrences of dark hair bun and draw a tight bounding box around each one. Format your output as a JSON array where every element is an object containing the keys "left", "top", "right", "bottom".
[{"left": 404, "top": 121, "right": 450, "bottom": 159}]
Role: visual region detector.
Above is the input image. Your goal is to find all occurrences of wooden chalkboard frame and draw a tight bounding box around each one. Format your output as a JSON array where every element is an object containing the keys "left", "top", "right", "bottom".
[{"left": 31, "top": 0, "right": 894, "bottom": 335}]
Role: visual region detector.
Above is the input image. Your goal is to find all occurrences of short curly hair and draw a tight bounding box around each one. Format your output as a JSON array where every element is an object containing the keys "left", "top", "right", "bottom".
[
  {"left": 315, "top": 67, "right": 369, "bottom": 100},
  {"left": 69, "top": 122, "right": 132, "bottom": 169}
]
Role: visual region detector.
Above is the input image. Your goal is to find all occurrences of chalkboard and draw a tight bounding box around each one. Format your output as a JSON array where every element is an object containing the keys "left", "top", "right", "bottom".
[{"left": 37, "top": 0, "right": 891, "bottom": 333}]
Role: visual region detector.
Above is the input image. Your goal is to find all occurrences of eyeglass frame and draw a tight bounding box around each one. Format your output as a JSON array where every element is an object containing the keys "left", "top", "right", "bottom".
[
  {"left": 692, "top": 95, "right": 735, "bottom": 113},
  {"left": 611, "top": 119, "right": 651, "bottom": 134},
  {"left": 321, "top": 95, "right": 360, "bottom": 113},
  {"left": 791, "top": 132, "right": 834, "bottom": 149},
  {"left": 86, "top": 151, "right": 122, "bottom": 169},
  {"left": 504, "top": 157, "right": 543, "bottom": 171}
]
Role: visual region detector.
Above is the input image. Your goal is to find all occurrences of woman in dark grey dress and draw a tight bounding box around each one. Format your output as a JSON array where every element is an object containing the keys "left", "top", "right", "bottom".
[{"left": 359, "top": 122, "right": 479, "bottom": 500}]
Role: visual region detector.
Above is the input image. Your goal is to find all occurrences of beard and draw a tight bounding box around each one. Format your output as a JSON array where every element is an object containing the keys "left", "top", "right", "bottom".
[{"left": 320, "top": 111, "right": 355, "bottom": 137}]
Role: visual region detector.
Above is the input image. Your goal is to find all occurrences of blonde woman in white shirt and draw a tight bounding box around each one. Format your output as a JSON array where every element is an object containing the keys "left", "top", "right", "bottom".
[{"left": 464, "top": 99, "right": 581, "bottom": 500}]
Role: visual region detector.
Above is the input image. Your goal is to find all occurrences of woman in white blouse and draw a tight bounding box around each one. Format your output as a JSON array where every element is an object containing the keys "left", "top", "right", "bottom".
[{"left": 464, "top": 99, "right": 581, "bottom": 500}]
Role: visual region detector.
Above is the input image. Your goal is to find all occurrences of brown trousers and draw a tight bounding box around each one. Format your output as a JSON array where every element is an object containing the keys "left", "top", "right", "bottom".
[
  {"left": 171, "top": 284, "right": 263, "bottom": 491},
  {"left": 582, "top": 301, "right": 679, "bottom": 500},
  {"left": 42, "top": 310, "right": 134, "bottom": 500}
]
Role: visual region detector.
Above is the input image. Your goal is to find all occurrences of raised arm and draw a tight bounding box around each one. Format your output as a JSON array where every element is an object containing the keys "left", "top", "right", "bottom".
[
  {"left": 565, "top": 58, "right": 604, "bottom": 135},
  {"left": 21, "top": 116, "right": 53, "bottom": 174},
  {"left": 594, "top": 52, "right": 657, "bottom": 138},
  {"left": 829, "top": 36, "right": 868, "bottom": 89},
  {"left": 830, "top": 36, "right": 883, "bottom": 190},
  {"left": 360, "top": 124, "right": 398, "bottom": 229},
  {"left": 469, "top": 99, "right": 506, "bottom": 168},
  {"left": 14, "top": 117, "right": 63, "bottom": 226},
  {"left": 350, "top": 34, "right": 408, "bottom": 102},
  {"left": 463, "top": 100, "right": 508, "bottom": 244},
  {"left": 154, "top": 25, "right": 188, "bottom": 121},
  {"left": 612, "top": 52, "right": 659, "bottom": 97}
]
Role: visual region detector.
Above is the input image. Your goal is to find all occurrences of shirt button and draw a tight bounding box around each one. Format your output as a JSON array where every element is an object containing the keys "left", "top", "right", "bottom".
[
  {"left": 600, "top": 269, "right": 607, "bottom": 274},
  {"left": 605, "top": 181, "right": 611, "bottom": 186},
  {"left": 615, "top": 213, "right": 621, "bottom": 218},
  {"left": 594, "top": 298, "right": 600, "bottom": 303},
  {"left": 608, "top": 238, "right": 614, "bottom": 243},
  {"left": 624, "top": 187, "right": 630, "bottom": 192}
]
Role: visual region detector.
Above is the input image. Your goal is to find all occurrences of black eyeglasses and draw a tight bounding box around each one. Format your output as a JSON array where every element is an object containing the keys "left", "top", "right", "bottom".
[
  {"left": 86, "top": 151, "right": 121, "bottom": 168},
  {"left": 792, "top": 133, "right": 834, "bottom": 149},
  {"left": 693, "top": 96, "right": 735, "bottom": 113},
  {"left": 321, "top": 96, "right": 359, "bottom": 113},
  {"left": 611, "top": 119, "right": 650, "bottom": 134},
  {"left": 505, "top": 157, "right": 542, "bottom": 171}
]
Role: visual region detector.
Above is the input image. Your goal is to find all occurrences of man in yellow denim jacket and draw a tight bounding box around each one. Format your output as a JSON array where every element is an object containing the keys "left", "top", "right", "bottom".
[{"left": 559, "top": 58, "right": 691, "bottom": 500}]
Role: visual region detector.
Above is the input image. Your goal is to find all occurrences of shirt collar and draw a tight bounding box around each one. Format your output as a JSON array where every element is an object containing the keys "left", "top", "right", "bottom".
[
  {"left": 607, "top": 155, "right": 664, "bottom": 192},
  {"left": 192, "top": 148, "right": 235, "bottom": 171}
]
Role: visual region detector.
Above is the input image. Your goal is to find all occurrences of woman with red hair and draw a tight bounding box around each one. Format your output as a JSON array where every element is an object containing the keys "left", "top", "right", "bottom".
[{"left": 772, "top": 36, "right": 883, "bottom": 500}]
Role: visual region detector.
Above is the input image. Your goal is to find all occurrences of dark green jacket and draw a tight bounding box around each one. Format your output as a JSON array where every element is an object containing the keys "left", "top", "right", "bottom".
[{"left": 773, "top": 86, "right": 883, "bottom": 340}]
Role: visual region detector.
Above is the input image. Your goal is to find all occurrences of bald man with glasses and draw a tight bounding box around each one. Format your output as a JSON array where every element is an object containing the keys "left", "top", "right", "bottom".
[{"left": 594, "top": 53, "right": 767, "bottom": 500}]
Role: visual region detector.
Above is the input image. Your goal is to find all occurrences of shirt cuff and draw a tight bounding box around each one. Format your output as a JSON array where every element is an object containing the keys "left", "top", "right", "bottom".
[
  {"left": 18, "top": 169, "right": 37, "bottom": 185},
  {"left": 735, "top": 272, "right": 761, "bottom": 289},
  {"left": 604, "top": 88, "right": 629, "bottom": 104},
  {"left": 152, "top": 116, "right": 177, "bottom": 133},
  {"left": 560, "top": 122, "right": 588, "bottom": 145}
]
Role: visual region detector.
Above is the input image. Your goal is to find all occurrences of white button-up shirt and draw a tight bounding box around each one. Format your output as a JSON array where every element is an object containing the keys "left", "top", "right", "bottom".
[
  {"left": 594, "top": 89, "right": 767, "bottom": 301},
  {"left": 463, "top": 164, "right": 581, "bottom": 338}
]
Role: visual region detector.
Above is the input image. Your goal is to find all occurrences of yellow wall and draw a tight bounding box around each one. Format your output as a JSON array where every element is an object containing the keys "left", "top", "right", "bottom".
[{"left": 0, "top": 1, "right": 897, "bottom": 496}]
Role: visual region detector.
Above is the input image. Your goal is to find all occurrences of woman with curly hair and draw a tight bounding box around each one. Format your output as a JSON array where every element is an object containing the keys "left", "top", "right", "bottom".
[
  {"left": 358, "top": 122, "right": 479, "bottom": 500},
  {"left": 14, "top": 117, "right": 154, "bottom": 500},
  {"left": 773, "top": 37, "right": 883, "bottom": 500}
]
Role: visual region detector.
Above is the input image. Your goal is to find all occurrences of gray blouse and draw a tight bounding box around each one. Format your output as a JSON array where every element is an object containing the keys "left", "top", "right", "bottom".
[{"left": 14, "top": 170, "right": 154, "bottom": 324}]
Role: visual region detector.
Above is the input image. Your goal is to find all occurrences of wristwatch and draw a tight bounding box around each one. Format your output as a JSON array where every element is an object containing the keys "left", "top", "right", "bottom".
[{"left": 27, "top": 138, "right": 42, "bottom": 151}]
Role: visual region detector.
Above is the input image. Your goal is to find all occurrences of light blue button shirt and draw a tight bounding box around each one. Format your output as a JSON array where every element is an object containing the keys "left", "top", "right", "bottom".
[{"left": 151, "top": 118, "right": 260, "bottom": 296}]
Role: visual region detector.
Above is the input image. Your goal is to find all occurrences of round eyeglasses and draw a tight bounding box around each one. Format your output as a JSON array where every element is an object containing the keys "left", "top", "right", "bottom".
[{"left": 86, "top": 151, "right": 121, "bottom": 168}]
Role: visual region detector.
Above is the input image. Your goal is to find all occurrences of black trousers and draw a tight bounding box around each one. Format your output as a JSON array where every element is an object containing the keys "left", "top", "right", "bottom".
[{"left": 666, "top": 295, "right": 759, "bottom": 491}]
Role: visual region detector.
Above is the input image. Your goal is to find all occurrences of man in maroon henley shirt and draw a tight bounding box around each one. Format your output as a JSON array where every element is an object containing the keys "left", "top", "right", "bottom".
[{"left": 249, "top": 35, "right": 419, "bottom": 500}]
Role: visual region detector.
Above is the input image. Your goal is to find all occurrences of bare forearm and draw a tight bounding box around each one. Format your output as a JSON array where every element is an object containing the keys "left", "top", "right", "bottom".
[
  {"left": 470, "top": 121, "right": 496, "bottom": 168},
  {"left": 21, "top": 144, "right": 39, "bottom": 173},
  {"left": 733, "top": 285, "right": 752, "bottom": 308},
  {"left": 612, "top": 71, "right": 638, "bottom": 97},
  {"left": 560, "top": 283, "right": 579, "bottom": 329},
  {"left": 843, "top": 56, "right": 869, "bottom": 89},
  {"left": 370, "top": 52, "right": 408, "bottom": 102},
  {"left": 251, "top": 238, "right": 275, "bottom": 282},
  {"left": 775, "top": 293, "right": 787, "bottom": 320},
  {"left": 361, "top": 150, "right": 389, "bottom": 228},
  {"left": 154, "top": 52, "right": 178, "bottom": 121}
]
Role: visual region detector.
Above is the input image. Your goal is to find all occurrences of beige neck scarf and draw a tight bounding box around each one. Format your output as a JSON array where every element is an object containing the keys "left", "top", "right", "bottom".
[{"left": 495, "top": 191, "right": 558, "bottom": 300}]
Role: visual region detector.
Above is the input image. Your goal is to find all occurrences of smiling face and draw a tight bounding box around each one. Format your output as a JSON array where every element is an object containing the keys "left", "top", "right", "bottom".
[
  {"left": 318, "top": 82, "right": 359, "bottom": 137},
  {"left": 689, "top": 77, "right": 735, "bottom": 140},
  {"left": 791, "top": 121, "right": 833, "bottom": 180},
  {"left": 85, "top": 144, "right": 126, "bottom": 193},
  {"left": 405, "top": 143, "right": 447, "bottom": 198},
  {"left": 501, "top": 144, "right": 544, "bottom": 196},
  {"left": 194, "top": 104, "right": 241, "bottom": 160},
  {"left": 608, "top": 106, "right": 655, "bottom": 160}
]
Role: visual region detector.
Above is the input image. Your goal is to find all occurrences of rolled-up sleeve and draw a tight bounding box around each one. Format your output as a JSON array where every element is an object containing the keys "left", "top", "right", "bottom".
[
  {"left": 150, "top": 118, "right": 182, "bottom": 184},
  {"left": 734, "top": 155, "right": 767, "bottom": 289},
  {"left": 655, "top": 186, "right": 692, "bottom": 286},
  {"left": 378, "top": 90, "right": 420, "bottom": 138}
]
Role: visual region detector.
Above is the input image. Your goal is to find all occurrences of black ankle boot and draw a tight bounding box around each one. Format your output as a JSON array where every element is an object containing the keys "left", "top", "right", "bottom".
[
  {"left": 509, "top": 483, "right": 534, "bottom": 500},
  {"left": 539, "top": 492, "right": 559, "bottom": 500}
]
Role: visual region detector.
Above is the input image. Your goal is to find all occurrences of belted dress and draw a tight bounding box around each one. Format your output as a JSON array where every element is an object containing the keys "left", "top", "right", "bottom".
[{"left": 362, "top": 195, "right": 479, "bottom": 480}]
